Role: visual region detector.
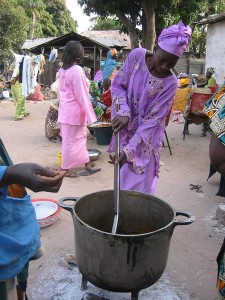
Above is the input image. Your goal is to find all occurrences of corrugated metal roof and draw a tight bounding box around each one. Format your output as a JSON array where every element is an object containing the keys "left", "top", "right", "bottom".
[
  {"left": 81, "top": 30, "right": 131, "bottom": 50},
  {"left": 198, "top": 12, "right": 225, "bottom": 26},
  {"left": 21, "top": 32, "right": 109, "bottom": 54},
  {"left": 22, "top": 37, "right": 56, "bottom": 50}
]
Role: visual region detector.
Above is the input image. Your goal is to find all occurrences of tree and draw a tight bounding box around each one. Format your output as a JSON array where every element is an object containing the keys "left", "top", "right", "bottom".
[
  {"left": 17, "top": 0, "right": 77, "bottom": 38},
  {"left": 0, "top": 0, "right": 29, "bottom": 60},
  {"left": 18, "top": 0, "right": 45, "bottom": 39},
  {"left": 78, "top": 0, "right": 224, "bottom": 53},
  {"left": 45, "top": 0, "right": 77, "bottom": 35},
  {"left": 79, "top": 0, "right": 198, "bottom": 50},
  {"left": 38, "top": 10, "right": 58, "bottom": 38},
  {"left": 0, "top": 0, "right": 78, "bottom": 61},
  {"left": 78, "top": 0, "right": 141, "bottom": 49}
]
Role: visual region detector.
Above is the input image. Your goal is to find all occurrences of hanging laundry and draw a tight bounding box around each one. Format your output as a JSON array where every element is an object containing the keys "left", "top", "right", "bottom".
[
  {"left": 49, "top": 48, "right": 58, "bottom": 63},
  {"left": 11, "top": 53, "right": 24, "bottom": 79},
  {"left": 38, "top": 54, "right": 46, "bottom": 74}
]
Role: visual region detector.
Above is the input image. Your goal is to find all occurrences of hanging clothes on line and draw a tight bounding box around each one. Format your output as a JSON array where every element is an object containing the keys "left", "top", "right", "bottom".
[
  {"left": 11, "top": 51, "right": 45, "bottom": 98},
  {"left": 49, "top": 48, "right": 58, "bottom": 63},
  {"left": 22, "top": 55, "right": 32, "bottom": 97},
  {"left": 11, "top": 53, "right": 24, "bottom": 79}
]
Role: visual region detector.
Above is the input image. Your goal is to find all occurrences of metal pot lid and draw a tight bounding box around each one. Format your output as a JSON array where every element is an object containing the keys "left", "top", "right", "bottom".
[{"left": 32, "top": 200, "right": 58, "bottom": 220}]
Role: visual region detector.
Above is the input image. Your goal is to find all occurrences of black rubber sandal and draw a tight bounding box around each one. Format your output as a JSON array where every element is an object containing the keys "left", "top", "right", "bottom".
[{"left": 79, "top": 168, "right": 101, "bottom": 176}]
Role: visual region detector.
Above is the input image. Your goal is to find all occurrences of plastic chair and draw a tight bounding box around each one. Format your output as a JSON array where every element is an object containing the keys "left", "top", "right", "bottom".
[
  {"left": 183, "top": 92, "right": 213, "bottom": 140},
  {"left": 208, "top": 85, "right": 219, "bottom": 94},
  {"left": 189, "top": 92, "right": 213, "bottom": 114}
]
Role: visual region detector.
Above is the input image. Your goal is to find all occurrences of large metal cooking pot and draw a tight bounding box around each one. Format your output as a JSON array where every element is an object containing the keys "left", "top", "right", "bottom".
[{"left": 58, "top": 190, "right": 194, "bottom": 295}]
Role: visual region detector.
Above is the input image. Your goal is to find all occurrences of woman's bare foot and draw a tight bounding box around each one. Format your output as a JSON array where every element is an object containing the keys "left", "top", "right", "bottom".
[{"left": 85, "top": 161, "right": 95, "bottom": 170}]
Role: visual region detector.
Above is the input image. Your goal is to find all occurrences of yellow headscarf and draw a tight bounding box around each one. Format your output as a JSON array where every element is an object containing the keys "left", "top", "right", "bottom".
[
  {"left": 110, "top": 48, "right": 117, "bottom": 57},
  {"left": 180, "top": 78, "right": 189, "bottom": 86}
]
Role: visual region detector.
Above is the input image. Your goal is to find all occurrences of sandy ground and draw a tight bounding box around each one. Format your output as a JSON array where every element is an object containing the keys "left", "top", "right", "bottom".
[{"left": 1, "top": 99, "right": 225, "bottom": 300}]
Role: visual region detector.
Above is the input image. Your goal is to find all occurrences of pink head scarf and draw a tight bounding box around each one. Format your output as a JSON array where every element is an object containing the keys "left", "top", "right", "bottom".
[{"left": 158, "top": 21, "right": 192, "bottom": 57}]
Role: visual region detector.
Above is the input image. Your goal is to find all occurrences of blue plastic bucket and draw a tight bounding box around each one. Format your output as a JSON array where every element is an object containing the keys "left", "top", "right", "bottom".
[{"left": 94, "top": 126, "right": 113, "bottom": 145}]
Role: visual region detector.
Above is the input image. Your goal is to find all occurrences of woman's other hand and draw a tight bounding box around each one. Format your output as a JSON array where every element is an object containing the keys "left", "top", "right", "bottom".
[
  {"left": 111, "top": 115, "right": 129, "bottom": 134},
  {"left": 109, "top": 150, "right": 127, "bottom": 168},
  {"left": 1, "top": 163, "right": 66, "bottom": 193}
]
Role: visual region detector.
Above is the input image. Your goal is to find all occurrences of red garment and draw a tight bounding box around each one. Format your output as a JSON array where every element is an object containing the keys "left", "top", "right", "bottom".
[
  {"left": 101, "top": 89, "right": 112, "bottom": 107},
  {"left": 101, "top": 89, "right": 112, "bottom": 122},
  {"left": 26, "top": 84, "right": 44, "bottom": 101}
]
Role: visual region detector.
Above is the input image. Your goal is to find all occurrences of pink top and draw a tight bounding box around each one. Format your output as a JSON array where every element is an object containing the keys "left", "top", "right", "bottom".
[{"left": 58, "top": 65, "right": 97, "bottom": 125}]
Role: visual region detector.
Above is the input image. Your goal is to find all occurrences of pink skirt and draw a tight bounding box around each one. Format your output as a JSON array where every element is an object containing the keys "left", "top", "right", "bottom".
[{"left": 60, "top": 123, "right": 89, "bottom": 170}]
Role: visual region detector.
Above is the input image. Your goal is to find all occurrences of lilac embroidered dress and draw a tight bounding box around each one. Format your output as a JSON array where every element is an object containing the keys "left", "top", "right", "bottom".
[{"left": 108, "top": 48, "right": 178, "bottom": 194}]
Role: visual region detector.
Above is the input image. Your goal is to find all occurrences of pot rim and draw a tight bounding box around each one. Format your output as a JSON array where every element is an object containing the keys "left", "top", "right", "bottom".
[{"left": 72, "top": 190, "right": 176, "bottom": 237}]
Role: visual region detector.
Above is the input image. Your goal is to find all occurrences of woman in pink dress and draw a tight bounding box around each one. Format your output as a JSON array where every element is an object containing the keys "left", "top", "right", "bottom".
[
  {"left": 58, "top": 41, "right": 100, "bottom": 177},
  {"left": 109, "top": 21, "right": 192, "bottom": 194}
]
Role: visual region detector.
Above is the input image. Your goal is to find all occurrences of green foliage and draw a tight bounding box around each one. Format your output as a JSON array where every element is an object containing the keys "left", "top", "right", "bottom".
[
  {"left": 0, "top": 0, "right": 78, "bottom": 61},
  {"left": 45, "top": 0, "right": 77, "bottom": 35},
  {"left": 78, "top": 0, "right": 142, "bottom": 48},
  {"left": 90, "top": 17, "right": 122, "bottom": 30},
  {"left": 0, "top": 0, "right": 29, "bottom": 60},
  {"left": 78, "top": 0, "right": 223, "bottom": 55},
  {"left": 37, "top": 10, "right": 58, "bottom": 37},
  {"left": 16, "top": 0, "right": 77, "bottom": 38},
  {"left": 189, "top": 26, "right": 207, "bottom": 57}
]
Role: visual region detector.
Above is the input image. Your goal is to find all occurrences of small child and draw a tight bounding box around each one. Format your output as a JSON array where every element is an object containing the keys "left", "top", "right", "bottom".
[{"left": 101, "top": 78, "right": 112, "bottom": 122}]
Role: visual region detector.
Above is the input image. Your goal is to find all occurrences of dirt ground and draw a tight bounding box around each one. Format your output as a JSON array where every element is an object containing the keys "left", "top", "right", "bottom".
[{"left": 1, "top": 98, "right": 225, "bottom": 300}]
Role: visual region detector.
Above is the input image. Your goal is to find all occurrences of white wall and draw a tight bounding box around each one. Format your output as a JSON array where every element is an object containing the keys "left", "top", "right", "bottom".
[{"left": 205, "top": 21, "right": 225, "bottom": 85}]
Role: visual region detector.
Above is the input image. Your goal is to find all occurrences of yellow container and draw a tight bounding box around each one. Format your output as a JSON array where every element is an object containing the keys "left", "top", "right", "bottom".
[{"left": 57, "top": 151, "right": 62, "bottom": 166}]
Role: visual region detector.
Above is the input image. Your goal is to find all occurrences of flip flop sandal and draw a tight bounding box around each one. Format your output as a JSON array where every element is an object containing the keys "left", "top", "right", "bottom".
[
  {"left": 65, "top": 170, "right": 79, "bottom": 178},
  {"left": 79, "top": 168, "right": 101, "bottom": 176}
]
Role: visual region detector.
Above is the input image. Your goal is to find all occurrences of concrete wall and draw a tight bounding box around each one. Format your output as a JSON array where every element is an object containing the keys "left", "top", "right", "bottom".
[
  {"left": 175, "top": 52, "right": 205, "bottom": 76},
  {"left": 205, "top": 21, "right": 225, "bottom": 85}
]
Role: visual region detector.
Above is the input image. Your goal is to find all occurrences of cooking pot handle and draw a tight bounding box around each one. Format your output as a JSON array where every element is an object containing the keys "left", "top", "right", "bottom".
[
  {"left": 173, "top": 210, "right": 195, "bottom": 226},
  {"left": 58, "top": 197, "right": 78, "bottom": 212}
]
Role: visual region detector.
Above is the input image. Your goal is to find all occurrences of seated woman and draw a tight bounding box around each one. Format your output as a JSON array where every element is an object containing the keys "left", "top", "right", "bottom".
[
  {"left": 172, "top": 73, "right": 190, "bottom": 124},
  {"left": 26, "top": 83, "right": 44, "bottom": 102},
  {"left": 89, "top": 80, "right": 106, "bottom": 120},
  {"left": 205, "top": 67, "right": 217, "bottom": 88},
  {"left": 183, "top": 75, "right": 212, "bottom": 136}
]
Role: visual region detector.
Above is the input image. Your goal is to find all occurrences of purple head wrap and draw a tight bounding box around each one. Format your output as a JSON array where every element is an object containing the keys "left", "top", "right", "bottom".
[{"left": 158, "top": 21, "right": 192, "bottom": 57}]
